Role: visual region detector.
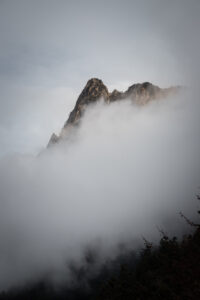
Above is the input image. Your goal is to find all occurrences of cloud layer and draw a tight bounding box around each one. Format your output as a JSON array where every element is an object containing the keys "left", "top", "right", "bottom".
[{"left": 0, "top": 89, "right": 199, "bottom": 291}]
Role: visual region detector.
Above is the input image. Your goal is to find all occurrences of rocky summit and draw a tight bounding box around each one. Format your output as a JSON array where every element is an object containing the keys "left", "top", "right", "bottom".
[{"left": 48, "top": 78, "right": 179, "bottom": 146}]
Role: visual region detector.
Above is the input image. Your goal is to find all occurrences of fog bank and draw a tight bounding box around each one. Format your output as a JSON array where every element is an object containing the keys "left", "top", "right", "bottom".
[{"left": 0, "top": 88, "right": 199, "bottom": 291}]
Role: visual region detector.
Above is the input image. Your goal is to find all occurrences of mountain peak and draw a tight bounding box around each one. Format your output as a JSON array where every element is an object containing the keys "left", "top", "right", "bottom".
[
  {"left": 63, "top": 78, "right": 109, "bottom": 128},
  {"left": 76, "top": 78, "right": 109, "bottom": 105}
]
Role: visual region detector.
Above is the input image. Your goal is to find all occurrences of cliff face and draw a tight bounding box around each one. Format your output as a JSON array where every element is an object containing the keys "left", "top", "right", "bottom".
[{"left": 48, "top": 78, "right": 179, "bottom": 146}]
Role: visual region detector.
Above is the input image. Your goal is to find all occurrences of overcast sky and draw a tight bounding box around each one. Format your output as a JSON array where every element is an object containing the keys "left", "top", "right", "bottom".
[{"left": 0, "top": 0, "right": 200, "bottom": 155}]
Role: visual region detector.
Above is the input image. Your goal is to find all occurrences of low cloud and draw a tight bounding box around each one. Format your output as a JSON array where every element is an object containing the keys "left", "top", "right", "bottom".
[{"left": 0, "top": 88, "right": 199, "bottom": 291}]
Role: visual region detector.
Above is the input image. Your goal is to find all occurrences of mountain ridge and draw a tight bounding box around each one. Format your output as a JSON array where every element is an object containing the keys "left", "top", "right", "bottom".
[{"left": 48, "top": 78, "right": 179, "bottom": 147}]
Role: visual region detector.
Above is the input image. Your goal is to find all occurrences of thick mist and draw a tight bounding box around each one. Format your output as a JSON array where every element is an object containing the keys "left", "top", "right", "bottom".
[{"left": 0, "top": 89, "right": 200, "bottom": 291}]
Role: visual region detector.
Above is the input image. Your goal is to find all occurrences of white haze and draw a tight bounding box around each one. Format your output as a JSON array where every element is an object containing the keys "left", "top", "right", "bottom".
[{"left": 0, "top": 89, "right": 200, "bottom": 291}]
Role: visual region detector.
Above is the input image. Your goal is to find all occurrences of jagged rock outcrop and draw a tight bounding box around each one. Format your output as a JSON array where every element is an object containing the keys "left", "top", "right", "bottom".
[
  {"left": 48, "top": 78, "right": 179, "bottom": 146},
  {"left": 65, "top": 78, "right": 109, "bottom": 126}
]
